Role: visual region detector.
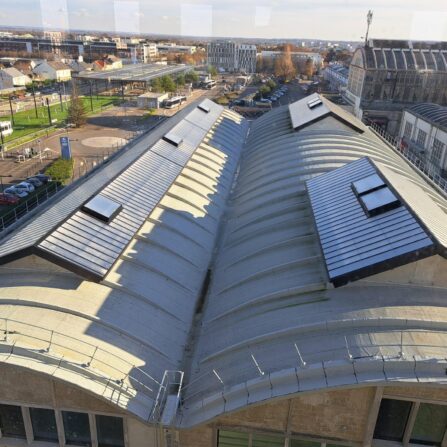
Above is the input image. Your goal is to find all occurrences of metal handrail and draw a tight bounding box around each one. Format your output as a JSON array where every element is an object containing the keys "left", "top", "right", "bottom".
[
  {"left": 367, "top": 121, "right": 447, "bottom": 196},
  {"left": 180, "top": 327, "right": 447, "bottom": 406},
  {"left": 0, "top": 317, "right": 161, "bottom": 401}
]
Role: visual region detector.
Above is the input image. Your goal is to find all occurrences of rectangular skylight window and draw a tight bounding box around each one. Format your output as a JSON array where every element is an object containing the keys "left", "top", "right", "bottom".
[
  {"left": 307, "top": 98, "right": 323, "bottom": 109},
  {"left": 352, "top": 173, "right": 385, "bottom": 196},
  {"left": 81, "top": 195, "right": 122, "bottom": 223},
  {"left": 198, "top": 104, "right": 210, "bottom": 113},
  {"left": 359, "top": 187, "right": 401, "bottom": 217},
  {"left": 162, "top": 133, "right": 183, "bottom": 147}
]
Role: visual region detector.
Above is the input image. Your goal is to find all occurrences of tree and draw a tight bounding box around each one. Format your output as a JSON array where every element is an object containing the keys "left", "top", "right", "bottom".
[
  {"left": 160, "top": 75, "right": 176, "bottom": 92},
  {"left": 176, "top": 73, "right": 185, "bottom": 87},
  {"left": 67, "top": 82, "right": 86, "bottom": 128},
  {"left": 305, "top": 58, "right": 315, "bottom": 78},
  {"left": 151, "top": 78, "right": 163, "bottom": 92},
  {"left": 274, "top": 45, "right": 296, "bottom": 81},
  {"left": 208, "top": 65, "right": 218, "bottom": 78},
  {"left": 185, "top": 70, "right": 199, "bottom": 84},
  {"left": 266, "top": 79, "right": 276, "bottom": 90}
]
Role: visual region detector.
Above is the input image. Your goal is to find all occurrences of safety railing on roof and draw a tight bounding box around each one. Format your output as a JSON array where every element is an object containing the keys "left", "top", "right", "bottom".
[
  {"left": 0, "top": 317, "right": 162, "bottom": 414},
  {"left": 367, "top": 121, "right": 447, "bottom": 196},
  {"left": 179, "top": 326, "right": 447, "bottom": 409}
]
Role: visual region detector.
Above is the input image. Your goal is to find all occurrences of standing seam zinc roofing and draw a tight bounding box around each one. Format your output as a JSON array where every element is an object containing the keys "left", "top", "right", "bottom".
[{"left": 180, "top": 100, "right": 447, "bottom": 427}]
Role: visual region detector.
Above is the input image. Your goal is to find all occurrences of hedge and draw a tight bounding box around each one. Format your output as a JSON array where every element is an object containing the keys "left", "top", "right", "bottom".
[{"left": 45, "top": 158, "right": 74, "bottom": 185}]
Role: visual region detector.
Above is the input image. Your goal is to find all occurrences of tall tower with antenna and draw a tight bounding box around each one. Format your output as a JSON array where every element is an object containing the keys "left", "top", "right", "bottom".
[{"left": 365, "top": 10, "right": 373, "bottom": 47}]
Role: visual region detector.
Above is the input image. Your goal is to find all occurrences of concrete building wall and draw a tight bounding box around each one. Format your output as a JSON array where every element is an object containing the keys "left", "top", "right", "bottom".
[
  {"left": 0, "top": 364, "right": 157, "bottom": 447},
  {"left": 178, "top": 385, "right": 447, "bottom": 447}
]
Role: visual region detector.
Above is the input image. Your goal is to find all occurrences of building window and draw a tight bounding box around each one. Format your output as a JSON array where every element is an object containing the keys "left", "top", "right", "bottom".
[
  {"left": 30, "top": 407, "right": 59, "bottom": 443},
  {"left": 290, "top": 440, "right": 320, "bottom": 447},
  {"left": 416, "top": 129, "right": 427, "bottom": 147},
  {"left": 252, "top": 433, "right": 285, "bottom": 447},
  {"left": 374, "top": 398, "right": 447, "bottom": 445},
  {"left": 0, "top": 404, "right": 26, "bottom": 440},
  {"left": 218, "top": 430, "right": 249, "bottom": 447},
  {"left": 431, "top": 138, "right": 445, "bottom": 165},
  {"left": 410, "top": 403, "right": 447, "bottom": 446},
  {"left": 373, "top": 398, "right": 412, "bottom": 442},
  {"left": 62, "top": 411, "right": 91, "bottom": 446},
  {"left": 96, "top": 415, "right": 124, "bottom": 447},
  {"left": 403, "top": 121, "right": 413, "bottom": 139}
]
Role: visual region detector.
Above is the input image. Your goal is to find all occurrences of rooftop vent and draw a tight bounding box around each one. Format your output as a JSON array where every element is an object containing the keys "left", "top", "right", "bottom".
[
  {"left": 352, "top": 174, "right": 401, "bottom": 217},
  {"left": 162, "top": 132, "right": 183, "bottom": 147},
  {"left": 307, "top": 97, "right": 323, "bottom": 109},
  {"left": 81, "top": 195, "right": 122, "bottom": 223},
  {"left": 198, "top": 104, "right": 210, "bottom": 113}
]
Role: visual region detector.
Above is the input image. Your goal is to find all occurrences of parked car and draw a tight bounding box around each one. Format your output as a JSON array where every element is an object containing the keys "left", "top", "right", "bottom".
[
  {"left": 15, "top": 182, "right": 35, "bottom": 193},
  {"left": 0, "top": 193, "right": 20, "bottom": 205},
  {"left": 26, "top": 177, "right": 43, "bottom": 187},
  {"left": 4, "top": 186, "right": 28, "bottom": 198},
  {"left": 259, "top": 98, "right": 272, "bottom": 104},
  {"left": 33, "top": 174, "right": 51, "bottom": 184}
]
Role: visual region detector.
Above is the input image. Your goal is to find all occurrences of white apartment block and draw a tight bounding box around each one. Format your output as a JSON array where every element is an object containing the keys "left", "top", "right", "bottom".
[
  {"left": 207, "top": 41, "right": 257, "bottom": 73},
  {"left": 143, "top": 43, "right": 158, "bottom": 63}
]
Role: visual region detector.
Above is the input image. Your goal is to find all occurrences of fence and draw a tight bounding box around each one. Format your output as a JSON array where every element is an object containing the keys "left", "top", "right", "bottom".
[
  {"left": 0, "top": 181, "right": 61, "bottom": 231},
  {"left": 367, "top": 121, "right": 447, "bottom": 196},
  {"left": 180, "top": 326, "right": 447, "bottom": 408},
  {"left": 0, "top": 317, "right": 161, "bottom": 410}
]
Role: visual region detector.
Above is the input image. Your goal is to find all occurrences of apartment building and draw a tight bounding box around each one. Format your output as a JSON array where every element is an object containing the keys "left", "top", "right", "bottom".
[{"left": 207, "top": 41, "right": 257, "bottom": 73}]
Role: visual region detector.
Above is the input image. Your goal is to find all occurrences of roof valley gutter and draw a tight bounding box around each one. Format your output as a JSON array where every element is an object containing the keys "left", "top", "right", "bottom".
[{"left": 177, "top": 119, "right": 250, "bottom": 393}]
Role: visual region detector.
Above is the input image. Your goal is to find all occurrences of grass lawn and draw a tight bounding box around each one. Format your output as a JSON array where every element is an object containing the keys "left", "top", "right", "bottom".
[{"left": 0, "top": 96, "right": 121, "bottom": 144}]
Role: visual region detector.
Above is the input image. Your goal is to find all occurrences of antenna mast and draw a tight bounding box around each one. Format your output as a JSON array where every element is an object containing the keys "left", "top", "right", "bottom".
[{"left": 365, "top": 10, "right": 373, "bottom": 47}]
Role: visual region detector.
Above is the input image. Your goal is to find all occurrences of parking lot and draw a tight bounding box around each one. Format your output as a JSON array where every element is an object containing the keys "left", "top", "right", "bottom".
[{"left": 0, "top": 86, "right": 222, "bottom": 227}]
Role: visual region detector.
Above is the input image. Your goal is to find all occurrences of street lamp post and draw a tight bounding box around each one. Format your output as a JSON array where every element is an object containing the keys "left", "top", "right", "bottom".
[
  {"left": 8, "top": 96, "right": 15, "bottom": 126},
  {"left": 31, "top": 83, "right": 38, "bottom": 118},
  {"left": 45, "top": 98, "right": 52, "bottom": 125}
]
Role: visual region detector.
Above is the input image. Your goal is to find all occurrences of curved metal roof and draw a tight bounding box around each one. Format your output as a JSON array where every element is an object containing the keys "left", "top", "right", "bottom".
[
  {"left": 354, "top": 46, "right": 447, "bottom": 71},
  {"left": 180, "top": 102, "right": 447, "bottom": 427},
  {"left": 0, "top": 101, "right": 248, "bottom": 422},
  {"left": 409, "top": 103, "right": 447, "bottom": 129}
]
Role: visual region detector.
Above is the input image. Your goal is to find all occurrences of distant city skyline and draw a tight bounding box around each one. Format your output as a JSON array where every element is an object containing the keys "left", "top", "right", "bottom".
[{"left": 0, "top": 0, "right": 446, "bottom": 42}]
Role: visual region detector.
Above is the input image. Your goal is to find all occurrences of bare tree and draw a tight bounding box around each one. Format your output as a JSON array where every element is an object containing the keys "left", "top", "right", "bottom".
[{"left": 274, "top": 45, "right": 296, "bottom": 81}]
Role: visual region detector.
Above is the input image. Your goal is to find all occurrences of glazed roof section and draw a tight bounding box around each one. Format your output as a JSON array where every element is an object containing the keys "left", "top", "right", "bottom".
[
  {"left": 409, "top": 103, "right": 447, "bottom": 131},
  {"left": 307, "top": 157, "right": 436, "bottom": 286},
  {"left": 361, "top": 46, "right": 447, "bottom": 71},
  {"left": 0, "top": 99, "right": 245, "bottom": 281}
]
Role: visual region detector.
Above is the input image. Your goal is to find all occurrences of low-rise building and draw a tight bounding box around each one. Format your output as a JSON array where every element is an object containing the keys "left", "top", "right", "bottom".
[
  {"left": 92, "top": 55, "right": 123, "bottom": 71},
  {"left": 33, "top": 60, "right": 72, "bottom": 81},
  {"left": 345, "top": 39, "right": 447, "bottom": 134},
  {"left": 260, "top": 50, "right": 323, "bottom": 67},
  {"left": 398, "top": 103, "right": 447, "bottom": 177},
  {"left": 157, "top": 43, "right": 196, "bottom": 55},
  {"left": 0, "top": 66, "right": 31, "bottom": 86},
  {"left": 323, "top": 63, "right": 349, "bottom": 92},
  {"left": 136, "top": 91, "right": 169, "bottom": 109},
  {"left": 1, "top": 96, "right": 447, "bottom": 447}
]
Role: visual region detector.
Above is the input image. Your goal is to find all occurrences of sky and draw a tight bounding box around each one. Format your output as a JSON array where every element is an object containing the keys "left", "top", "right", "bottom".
[{"left": 0, "top": 0, "right": 446, "bottom": 41}]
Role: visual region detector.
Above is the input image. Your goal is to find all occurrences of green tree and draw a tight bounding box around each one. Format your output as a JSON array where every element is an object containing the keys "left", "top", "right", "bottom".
[
  {"left": 151, "top": 78, "right": 163, "bottom": 92},
  {"left": 259, "top": 85, "right": 271, "bottom": 98},
  {"left": 185, "top": 70, "right": 199, "bottom": 84},
  {"left": 160, "top": 75, "right": 176, "bottom": 92},
  {"left": 176, "top": 73, "right": 185, "bottom": 87},
  {"left": 266, "top": 79, "right": 276, "bottom": 90},
  {"left": 67, "top": 82, "right": 86, "bottom": 128},
  {"left": 208, "top": 65, "right": 218, "bottom": 78}
]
